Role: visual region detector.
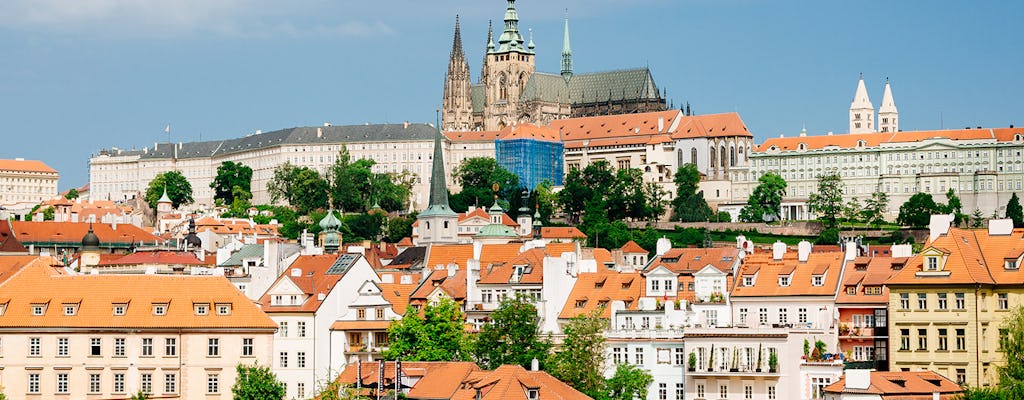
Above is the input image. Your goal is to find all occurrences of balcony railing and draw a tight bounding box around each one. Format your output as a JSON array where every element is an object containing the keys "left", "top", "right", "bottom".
[
  {"left": 606, "top": 329, "right": 685, "bottom": 340},
  {"left": 687, "top": 364, "right": 780, "bottom": 376}
]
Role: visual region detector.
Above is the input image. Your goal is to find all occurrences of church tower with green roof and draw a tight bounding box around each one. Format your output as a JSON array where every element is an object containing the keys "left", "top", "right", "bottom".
[{"left": 416, "top": 126, "right": 459, "bottom": 245}]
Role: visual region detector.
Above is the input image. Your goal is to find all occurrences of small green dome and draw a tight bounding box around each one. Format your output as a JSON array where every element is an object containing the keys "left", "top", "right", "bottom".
[{"left": 318, "top": 209, "right": 341, "bottom": 231}]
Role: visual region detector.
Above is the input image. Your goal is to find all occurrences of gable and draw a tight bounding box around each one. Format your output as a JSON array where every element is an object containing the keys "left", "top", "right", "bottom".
[
  {"left": 694, "top": 264, "right": 727, "bottom": 277},
  {"left": 645, "top": 265, "right": 675, "bottom": 277},
  {"left": 267, "top": 277, "right": 304, "bottom": 296}
]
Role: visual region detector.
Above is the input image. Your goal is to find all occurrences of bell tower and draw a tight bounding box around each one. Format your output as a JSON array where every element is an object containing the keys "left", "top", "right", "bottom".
[
  {"left": 442, "top": 16, "right": 473, "bottom": 132},
  {"left": 482, "top": 0, "right": 536, "bottom": 131},
  {"left": 849, "top": 74, "right": 875, "bottom": 134}
]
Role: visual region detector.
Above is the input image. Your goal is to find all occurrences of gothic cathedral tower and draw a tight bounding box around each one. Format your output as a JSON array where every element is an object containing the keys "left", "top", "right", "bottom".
[
  {"left": 482, "top": 0, "right": 536, "bottom": 131},
  {"left": 442, "top": 16, "right": 473, "bottom": 132},
  {"left": 878, "top": 79, "right": 899, "bottom": 133},
  {"left": 849, "top": 74, "right": 875, "bottom": 134}
]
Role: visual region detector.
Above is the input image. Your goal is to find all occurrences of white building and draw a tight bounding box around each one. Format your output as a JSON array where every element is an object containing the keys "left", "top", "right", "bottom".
[{"left": 0, "top": 159, "right": 59, "bottom": 217}]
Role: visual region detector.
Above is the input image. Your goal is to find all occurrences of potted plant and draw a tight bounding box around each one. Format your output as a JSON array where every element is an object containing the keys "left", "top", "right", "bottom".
[
  {"left": 803, "top": 338, "right": 810, "bottom": 359},
  {"left": 730, "top": 348, "right": 739, "bottom": 372},
  {"left": 838, "top": 323, "right": 851, "bottom": 336},
  {"left": 756, "top": 343, "right": 763, "bottom": 372},
  {"left": 688, "top": 352, "right": 697, "bottom": 372},
  {"left": 768, "top": 352, "right": 778, "bottom": 373},
  {"left": 708, "top": 345, "right": 715, "bottom": 371},
  {"left": 814, "top": 340, "right": 827, "bottom": 361}
]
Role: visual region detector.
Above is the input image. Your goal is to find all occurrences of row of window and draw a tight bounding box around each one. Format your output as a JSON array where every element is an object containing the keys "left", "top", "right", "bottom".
[
  {"left": 279, "top": 351, "right": 308, "bottom": 368},
  {"left": 25, "top": 302, "right": 232, "bottom": 317},
  {"left": 737, "top": 307, "right": 809, "bottom": 326},
  {"left": 897, "top": 292, "right": 1007, "bottom": 311},
  {"left": 25, "top": 372, "right": 181, "bottom": 395},
  {"left": 19, "top": 336, "right": 255, "bottom": 358},
  {"left": 693, "top": 383, "right": 777, "bottom": 400},
  {"left": 610, "top": 347, "right": 686, "bottom": 366},
  {"left": 898, "top": 327, "right": 968, "bottom": 352},
  {"left": 278, "top": 321, "right": 308, "bottom": 337}
]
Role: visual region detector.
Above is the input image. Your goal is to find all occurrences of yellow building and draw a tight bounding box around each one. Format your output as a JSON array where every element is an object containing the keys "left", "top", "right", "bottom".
[{"left": 885, "top": 222, "right": 1024, "bottom": 387}]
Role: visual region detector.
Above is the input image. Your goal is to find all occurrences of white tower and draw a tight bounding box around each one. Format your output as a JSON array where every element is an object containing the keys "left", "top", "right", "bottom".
[
  {"left": 878, "top": 79, "right": 898, "bottom": 133},
  {"left": 849, "top": 74, "right": 875, "bottom": 134}
]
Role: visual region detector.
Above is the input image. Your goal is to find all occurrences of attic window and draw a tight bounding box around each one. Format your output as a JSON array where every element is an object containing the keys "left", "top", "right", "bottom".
[
  {"left": 865, "top": 286, "right": 882, "bottom": 295},
  {"left": 575, "top": 299, "right": 587, "bottom": 308},
  {"left": 32, "top": 304, "right": 47, "bottom": 316},
  {"left": 925, "top": 257, "right": 940, "bottom": 271},
  {"left": 194, "top": 303, "right": 210, "bottom": 316},
  {"left": 216, "top": 303, "right": 232, "bottom": 315},
  {"left": 798, "top": 143, "right": 807, "bottom": 150},
  {"left": 812, "top": 275, "right": 824, "bottom": 287},
  {"left": 112, "top": 304, "right": 127, "bottom": 316},
  {"left": 1006, "top": 259, "right": 1019, "bottom": 270},
  {"left": 153, "top": 304, "right": 168, "bottom": 316},
  {"left": 846, "top": 286, "right": 856, "bottom": 295},
  {"left": 778, "top": 276, "right": 791, "bottom": 287},
  {"left": 63, "top": 304, "right": 78, "bottom": 316},
  {"left": 743, "top": 276, "right": 753, "bottom": 287},
  {"left": 528, "top": 389, "right": 539, "bottom": 400}
]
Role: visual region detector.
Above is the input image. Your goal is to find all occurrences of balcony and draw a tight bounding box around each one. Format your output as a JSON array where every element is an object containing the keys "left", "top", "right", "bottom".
[
  {"left": 606, "top": 329, "right": 685, "bottom": 340},
  {"left": 687, "top": 364, "right": 780, "bottom": 377},
  {"left": 839, "top": 326, "right": 882, "bottom": 339}
]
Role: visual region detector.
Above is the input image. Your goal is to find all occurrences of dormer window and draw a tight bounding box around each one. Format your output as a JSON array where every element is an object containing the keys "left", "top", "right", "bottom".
[
  {"left": 798, "top": 143, "right": 807, "bottom": 151},
  {"left": 1006, "top": 259, "right": 1020, "bottom": 270},
  {"left": 575, "top": 299, "right": 587, "bottom": 308},
  {"left": 925, "top": 257, "right": 940, "bottom": 271},
  {"left": 743, "top": 276, "right": 754, "bottom": 287},
  {"left": 865, "top": 286, "right": 882, "bottom": 295},
  {"left": 527, "top": 389, "right": 539, "bottom": 400},
  {"left": 846, "top": 286, "right": 856, "bottom": 295},
  {"left": 194, "top": 303, "right": 209, "bottom": 316},
  {"left": 112, "top": 304, "right": 127, "bottom": 316},
  {"left": 778, "top": 276, "right": 791, "bottom": 287},
  {"left": 812, "top": 275, "right": 824, "bottom": 287},
  {"left": 63, "top": 304, "right": 78, "bottom": 316},
  {"left": 153, "top": 304, "right": 168, "bottom": 316},
  {"left": 216, "top": 304, "right": 232, "bottom": 315},
  {"left": 0, "top": 303, "right": 7, "bottom": 316},
  {"left": 32, "top": 304, "right": 47, "bottom": 316}
]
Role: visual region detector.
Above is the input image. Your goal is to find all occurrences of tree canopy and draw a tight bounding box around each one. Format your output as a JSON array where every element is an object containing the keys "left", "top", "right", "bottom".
[
  {"left": 807, "top": 172, "right": 844, "bottom": 228},
  {"left": 231, "top": 363, "right": 286, "bottom": 400},
  {"left": 897, "top": 192, "right": 940, "bottom": 228},
  {"left": 211, "top": 161, "right": 253, "bottom": 207},
  {"left": 267, "top": 163, "right": 329, "bottom": 215},
  {"left": 329, "top": 146, "right": 414, "bottom": 213},
  {"left": 862, "top": 191, "right": 889, "bottom": 227},
  {"left": 606, "top": 364, "right": 654, "bottom": 400},
  {"left": 64, "top": 188, "right": 79, "bottom": 200},
  {"left": 671, "top": 164, "right": 712, "bottom": 222},
  {"left": 383, "top": 298, "right": 468, "bottom": 361},
  {"left": 558, "top": 160, "right": 666, "bottom": 232},
  {"left": 546, "top": 310, "right": 607, "bottom": 399},
  {"left": 145, "top": 170, "right": 194, "bottom": 210},
  {"left": 942, "top": 188, "right": 966, "bottom": 227},
  {"left": 473, "top": 296, "right": 551, "bottom": 370},
  {"left": 739, "top": 173, "right": 786, "bottom": 222},
  {"left": 1007, "top": 193, "right": 1024, "bottom": 228},
  {"left": 450, "top": 157, "right": 521, "bottom": 212}
]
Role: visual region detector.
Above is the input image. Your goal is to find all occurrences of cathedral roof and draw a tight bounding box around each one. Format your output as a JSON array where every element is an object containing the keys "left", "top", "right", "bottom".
[
  {"left": 520, "top": 73, "right": 570, "bottom": 104},
  {"left": 470, "top": 84, "right": 486, "bottom": 113},
  {"left": 568, "top": 68, "right": 661, "bottom": 105}
]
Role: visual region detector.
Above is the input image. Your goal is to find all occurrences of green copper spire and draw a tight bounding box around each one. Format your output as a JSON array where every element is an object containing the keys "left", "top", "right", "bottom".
[
  {"left": 497, "top": 0, "right": 529, "bottom": 54},
  {"left": 486, "top": 20, "right": 495, "bottom": 54},
  {"left": 561, "top": 13, "right": 573, "bottom": 83},
  {"left": 420, "top": 114, "right": 457, "bottom": 217}
]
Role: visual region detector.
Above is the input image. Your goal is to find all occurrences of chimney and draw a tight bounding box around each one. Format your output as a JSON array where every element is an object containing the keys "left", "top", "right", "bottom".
[
  {"left": 658, "top": 117, "right": 664, "bottom": 132},
  {"left": 404, "top": 121, "right": 409, "bottom": 129},
  {"left": 447, "top": 263, "right": 458, "bottom": 277},
  {"left": 473, "top": 240, "right": 483, "bottom": 261},
  {"left": 988, "top": 219, "right": 1013, "bottom": 236},
  {"left": 656, "top": 236, "right": 671, "bottom": 257},
  {"left": 317, "top": 127, "right": 323, "bottom": 138},
  {"left": 928, "top": 214, "right": 955, "bottom": 242},
  {"left": 531, "top": 358, "right": 539, "bottom": 371},
  {"left": 772, "top": 241, "right": 786, "bottom": 261},
  {"left": 890, "top": 244, "right": 913, "bottom": 258},
  {"left": 845, "top": 240, "right": 857, "bottom": 261},
  {"left": 797, "top": 240, "right": 811, "bottom": 262},
  {"left": 845, "top": 369, "right": 871, "bottom": 390}
]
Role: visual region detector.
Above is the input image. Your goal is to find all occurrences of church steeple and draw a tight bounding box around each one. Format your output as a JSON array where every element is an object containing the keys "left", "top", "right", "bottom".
[
  {"left": 561, "top": 13, "right": 573, "bottom": 83},
  {"left": 878, "top": 78, "right": 899, "bottom": 133},
  {"left": 442, "top": 15, "right": 472, "bottom": 131},
  {"left": 416, "top": 113, "right": 459, "bottom": 245},
  {"left": 497, "top": 0, "right": 529, "bottom": 54},
  {"left": 849, "top": 73, "right": 875, "bottom": 134}
]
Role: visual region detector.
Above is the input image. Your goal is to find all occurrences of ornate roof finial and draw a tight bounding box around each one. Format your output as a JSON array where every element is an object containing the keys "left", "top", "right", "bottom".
[{"left": 561, "top": 11, "right": 573, "bottom": 83}]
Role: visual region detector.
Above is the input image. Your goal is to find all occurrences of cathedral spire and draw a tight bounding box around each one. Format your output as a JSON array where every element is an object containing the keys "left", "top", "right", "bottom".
[
  {"left": 450, "top": 15, "right": 464, "bottom": 60},
  {"left": 497, "top": 0, "right": 527, "bottom": 53},
  {"left": 422, "top": 112, "right": 456, "bottom": 217},
  {"left": 561, "top": 12, "right": 573, "bottom": 83},
  {"left": 849, "top": 73, "right": 875, "bottom": 134},
  {"left": 486, "top": 20, "right": 495, "bottom": 53},
  {"left": 878, "top": 78, "right": 899, "bottom": 133}
]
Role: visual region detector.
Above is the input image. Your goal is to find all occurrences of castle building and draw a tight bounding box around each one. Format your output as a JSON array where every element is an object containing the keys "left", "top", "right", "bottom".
[
  {"left": 850, "top": 75, "right": 899, "bottom": 134},
  {"left": 442, "top": 1, "right": 667, "bottom": 132}
]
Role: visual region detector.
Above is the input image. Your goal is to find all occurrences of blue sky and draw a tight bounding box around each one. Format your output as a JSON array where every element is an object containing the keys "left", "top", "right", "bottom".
[{"left": 1, "top": 0, "right": 1021, "bottom": 189}]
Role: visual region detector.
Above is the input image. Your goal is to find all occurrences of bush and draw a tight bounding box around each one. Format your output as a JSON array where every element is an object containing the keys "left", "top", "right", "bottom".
[
  {"left": 815, "top": 228, "right": 840, "bottom": 245},
  {"left": 715, "top": 211, "right": 732, "bottom": 223}
]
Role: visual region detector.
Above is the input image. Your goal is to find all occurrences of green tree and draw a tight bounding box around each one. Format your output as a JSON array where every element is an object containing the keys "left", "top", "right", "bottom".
[
  {"left": 42, "top": 206, "right": 55, "bottom": 221},
  {"left": 897, "top": 193, "right": 941, "bottom": 228},
  {"left": 606, "top": 363, "right": 654, "bottom": 400},
  {"left": 1007, "top": 193, "right": 1024, "bottom": 228},
  {"left": 546, "top": 309, "right": 607, "bottom": 399},
  {"left": 559, "top": 161, "right": 615, "bottom": 224},
  {"left": 342, "top": 213, "right": 386, "bottom": 242},
  {"left": 64, "top": 188, "right": 79, "bottom": 200},
  {"left": 996, "top": 305, "right": 1024, "bottom": 397},
  {"left": 530, "top": 180, "right": 558, "bottom": 225},
  {"left": 969, "top": 208, "right": 985, "bottom": 229},
  {"left": 739, "top": 173, "right": 787, "bottom": 222},
  {"left": 956, "top": 386, "right": 1004, "bottom": 400},
  {"left": 473, "top": 296, "right": 551, "bottom": 370},
  {"left": 232, "top": 363, "right": 286, "bottom": 400},
  {"left": 671, "top": 164, "right": 712, "bottom": 222},
  {"left": 211, "top": 161, "right": 253, "bottom": 206},
  {"left": 267, "top": 163, "right": 329, "bottom": 215},
  {"left": 451, "top": 157, "right": 521, "bottom": 211},
  {"left": 942, "top": 188, "right": 966, "bottom": 227},
  {"left": 862, "top": 191, "right": 889, "bottom": 227},
  {"left": 807, "top": 172, "right": 844, "bottom": 228},
  {"left": 383, "top": 298, "right": 468, "bottom": 361},
  {"left": 385, "top": 214, "right": 416, "bottom": 243},
  {"left": 130, "top": 391, "right": 149, "bottom": 400},
  {"left": 144, "top": 170, "right": 194, "bottom": 210}
]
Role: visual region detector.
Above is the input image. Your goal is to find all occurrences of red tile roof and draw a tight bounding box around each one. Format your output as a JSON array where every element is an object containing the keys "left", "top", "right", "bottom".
[
  {"left": 258, "top": 254, "right": 347, "bottom": 313},
  {"left": 379, "top": 282, "right": 418, "bottom": 315},
  {"left": 478, "top": 248, "right": 546, "bottom": 285},
  {"left": 886, "top": 227, "right": 1024, "bottom": 286},
  {"left": 619, "top": 240, "right": 647, "bottom": 254},
  {"left": 758, "top": 127, "right": 1024, "bottom": 152},
  {"left": 331, "top": 361, "right": 480, "bottom": 400},
  {"left": 98, "top": 251, "right": 207, "bottom": 266},
  {"left": 0, "top": 221, "right": 27, "bottom": 253},
  {"left": 647, "top": 247, "right": 739, "bottom": 275},
  {"left": 10, "top": 221, "right": 161, "bottom": 246},
  {"left": 540, "top": 227, "right": 586, "bottom": 240},
  {"left": 823, "top": 370, "right": 962, "bottom": 398},
  {"left": 453, "top": 364, "right": 592, "bottom": 400},
  {"left": 836, "top": 256, "right": 904, "bottom": 305},
  {"left": 732, "top": 251, "right": 845, "bottom": 297},
  {"left": 561, "top": 271, "right": 643, "bottom": 319},
  {"left": 497, "top": 124, "right": 562, "bottom": 142},
  {"left": 0, "top": 159, "right": 57, "bottom": 174}
]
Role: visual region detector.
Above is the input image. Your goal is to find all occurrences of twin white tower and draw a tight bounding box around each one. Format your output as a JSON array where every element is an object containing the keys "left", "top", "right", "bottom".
[{"left": 849, "top": 75, "right": 899, "bottom": 134}]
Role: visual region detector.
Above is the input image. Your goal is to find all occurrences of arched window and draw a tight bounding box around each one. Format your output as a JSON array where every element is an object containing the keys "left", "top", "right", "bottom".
[
  {"left": 499, "top": 73, "right": 508, "bottom": 100},
  {"left": 444, "top": 221, "right": 449, "bottom": 229},
  {"left": 691, "top": 148, "right": 698, "bottom": 165},
  {"left": 720, "top": 146, "right": 727, "bottom": 168},
  {"left": 709, "top": 146, "right": 717, "bottom": 169},
  {"left": 730, "top": 146, "right": 737, "bottom": 167},
  {"left": 677, "top": 149, "right": 684, "bottom": 167}
]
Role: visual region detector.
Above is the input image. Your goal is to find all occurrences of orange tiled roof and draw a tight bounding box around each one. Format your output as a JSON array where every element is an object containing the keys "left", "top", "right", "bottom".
[
  {"left": 0, "top": 221, "right": 28, "bottom": 253},
  {"left": 445, "top": 130, "right": 505, "bottom": 142},
  {"left": 332, "top": 361, "right": 480, "bottom": 400},
  {"left": 758, "top": 126, "right": 1024, "bottom": 152},
  {"left": 731, "top": 251, "right": 845, "bottom": 297},
  {"left": 540, "top": 227, "right": 586, "bottom": 240},
  {"left": 258, "top": 254, "right": 347, "bottom": 313},
  {"left": 11, "top": 221, "right": 161, "bottom": 245},
  {"left": 647, "top": 247, "right": 739, "bottom": 275},
  {"left": 619, "top": 240, "right": 647, "bottom": 254},
  {"left": 836, "top": 256, "right": 903, "bottom": 305},
  {"left": 453, "top": 364, "right": 592, "bottom": 400},
  {"left": 0, "top": 255, "right": 56, "bottom": 286},
  {"left": 886, "top": 227, "right": 1024, "bottom": 286},
  {"left": 545, "top": 242, "right": 576, "bottom": 257},
  {"left": 0, "top": 159, "right": 57, "bottom": 174},
  {"left": 98, "top": 251, "right": 207, "bottom": 266},
  {"left": 330, "top": 320, "right": 391, "bottom": 331},
  {"left": 0, "top": 263, "right": 276, "bottom": 330},
  {"left": 823, "top": 370, "right": 962, "bottom": 398},
  {"left": 497, "top": 124, "right": 562, "bottom": 142},
  {"left": 397, "top": 237, "right": 414, "bottom": 247},
  {"left": 560, "top": 271, "right": 643, "bottom": 319},
  {"left": 379, "top": 282, "right": 418, "bottom": 315},
  {"left": 478, "top": 248, "right": 546, "bottom": 285},
  {"left": 670, "top": 112, "right": 753, "bottom": 139},
  {"left": 411, "top": 269, "right": 468, "bottom": 301},
  {"left": 425, "top": 243, "right": 523, "bottom": 270}
]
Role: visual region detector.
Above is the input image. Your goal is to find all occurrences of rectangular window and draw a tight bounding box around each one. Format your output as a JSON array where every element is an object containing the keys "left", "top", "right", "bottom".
[
  {"left": 279, "top": 322, "right": 288, "bottom": 337},
  {"left": 57, "top": 337, "right": 69, "bottom": 357},
  {"left": 634, "top": 347, "right": 644, "bottom": 365},
  {"left": 91, "top": 337, "right": 102, "bottom": 356},
  {"left": 1001, "top": 329, "right": 1010, "bottom": 350},
  {"left": 243, "top": 338, "right": 254, "bottom": 357},
  {"left": 612, "top": 347, "right": 623, "bottom": 364},
  {"left": 114, "top": 373, "right": 126, "bottom": 393},
  {"left": 357, "top": 309, "right": 366, "bottom": 320},
  {"left": 208, "top": 338, "right": 219, "bottom": 357},
  {"left": 956, "top": 369, "right": 967, "bottom": 385},
  {"left": 811, "top": 377, "right": 830, "bottom": 399},
  {"left": 956, "top": 329, "right": 966, "bottom": 350},
  {"left": 165, "top": 337, "right": 177, "bottom": 356},
  {"left": 165, "top": 373, "right": 177, "bottom": 394},
  {"left": 29, "top": 337, "right": 40, "bottom": 356},
  {"left": 298, "top": 351, "right": 307, "bottom": 368},
  {"left": 298, "top": 321, "right": 307, "bottom": 337},
  {"left": 999, "top": 293, "right": 1009, "bottom": 310},
  {"left": 918, "top": 328, "right": 928, "bottom": 350},
  {"left": 899, "top": 293, "right": 910, "bottom": 309},
  {"left": 720, "top": 384, "right": 729, "bottom": 399},
  {"left": 768, "top": 386, "right": 776, "bottom": 399},
  {"left": 759, "top": 308, "right": 768, "bottom": 325},
  {"left": 142, "top": 337, "right": 153, "bottom": 356},
  {"left": 89, "top": 373, "right": 101, "bottom": 393},
  {"left": 280, "top": 351, "right": 289, "bottom": 368},
  {"left": 900, "top": 329, "right": 910, "bottom": 350},
  {"left": 798, "top": 308, "right": 808, "bottom": 324},
  {"left": 207, "top": 374, "right": 219, "bottom": 394},
  {"left": 28, "top": 373, "right": 40, "bottom": 394},
  {"left": 918, "top": 293, "right": 927, "bottom": 310},
  {"left": 744, "top": 385, "right": 753, "bottom": 399},
  {"left": 955, "top": 293, "right": 966, "bottom": 309},
  {"left": 938, "top": 293, "right": 948, "bottom": 310},
  {"left": 658, "top": 383, "right": 667, "bottom": 400},
  {"left": 738, "top": 308, "right": 748, "bottom": 325},
  {"left": 697, "top": 384, "right": 705, "bottom": 398},
  {"left": 938, "top": 328, "right": 948, "bottom": 351},
  {"left": 141, "top": 373, "right": 153, "bottom": 394},
  {"left": 676, "top": 383, "right": 684, "bottom": 400},
  {"left": 778, "top": 308, "right": 788, "bottom": 324},
  {"left": 114, "top": 337, "right": 126, "bottom": 357},
  {"left": 57, "top": 372, "right": 69, "bottom": 393},
  {"left": 674, "top": 348, "right": 685, "bottom": 365},
  {"left": 298, "top": 382, "right": 306, "bottom": 398}
]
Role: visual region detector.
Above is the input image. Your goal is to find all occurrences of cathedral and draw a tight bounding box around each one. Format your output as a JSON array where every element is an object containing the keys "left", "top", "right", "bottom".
[{"left": 442, "top": 0, "right": 668, "bottom": 132}]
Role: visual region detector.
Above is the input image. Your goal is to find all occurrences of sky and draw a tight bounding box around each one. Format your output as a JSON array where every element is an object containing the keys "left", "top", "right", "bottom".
[{"left": 1, "top": 0, "right": 1022, "bottom": 189}]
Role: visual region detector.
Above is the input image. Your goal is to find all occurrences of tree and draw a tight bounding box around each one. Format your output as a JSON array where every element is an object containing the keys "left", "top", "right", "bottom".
[
  {"left": 956, "top": 386, "right": 1004, "bottom": 400},
  {"left": 385, "top": 214, "right": 416, "bottom": 243},
  {"left": 671, "top": 164, "right": 712, "bottom": 222},
  {"left": 144, "top": 170, "right": 194, "bottom": 210},
  {"left": 559, "top": 161, "right": 615, "bottom": 224},
  {"left": 606, "top": 364, "right": 654, "bottom": 400},
  {"left": 546, "top": 309, "right": 607, "bottom": 399},
  {"left": 452, "top": 157, "right": 521, "bottom": 211},
  {"left": 862, "top": 191, "right": 889, "bottom": 227},
  {"left": 941, "top": 188, "right": 966, "bottom": 227},
  {"left": 383, "top": 298, "right": 468, "bottom": 361},
  {"left": 897, "top": 193, "right": 941, "bottom": 228},
  {"left": 473, "top": 296, "right": 551, "bottom": 370},
  {"left": 530, "top": 180, "right": 558, "bottom": 225},
  {"left": 64, "top": 188, "right": 79, "bottom": 200},
  {"left": 969, "top": 208, "right": 986, "bottom": 229},
  {"left": 130, "top": 391, "right": 149, "bottom": 400},
  {"left": 267, "top": 163, "right": 329, "bottom": 215},
  {"left": 232, "top": 363, "right": 286, "bottom": 400},
  {"left": 211, "top": 161, "right": 253, "bottom": 206},
  {"left": 342, "top": 213, "right": 386, "bottom": 242},
  {"left": 807, "top": 172, "right": 844, "bottom": 228},
  {"left": 1008, "top": 193, "right": 1024, "bottom": 228},
  {"left": 739, "top": 173, "right": 787, "bottom": 222},
  {"left": 996, "top": 306, "right": 1024, "bottom": 397}
]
